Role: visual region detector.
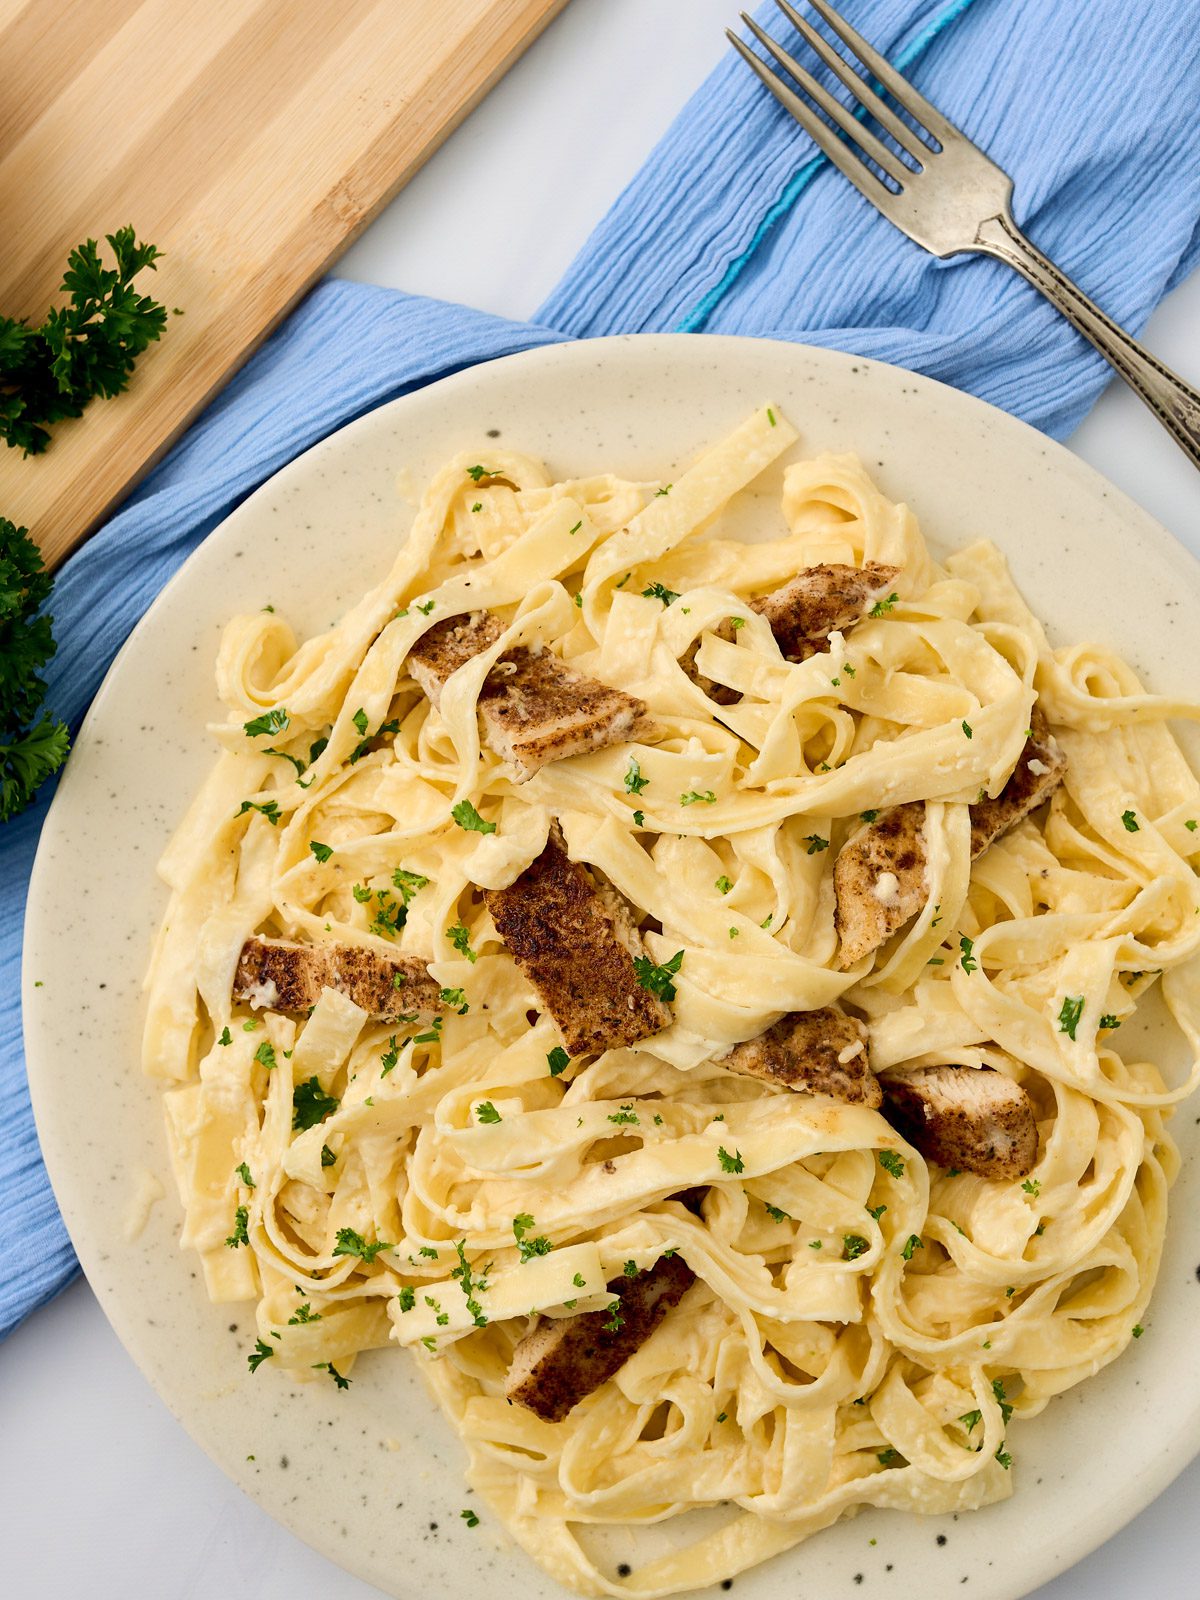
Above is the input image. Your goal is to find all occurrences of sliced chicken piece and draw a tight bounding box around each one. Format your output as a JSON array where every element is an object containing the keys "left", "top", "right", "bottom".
[
  {"left": 753, "top": 561, "right": 901, "bottom": 663},
  {"left": 969, "top": 704, "right": 1067, "bottom": 856},
  {"left": 881, "top": 1066, "right": 1038, "bottom": 1180},
  {"left": 408, "top": 611, "right": 649, "bottom": 781},
  {"left": 483, "top": 828, "right": 671, "bottom": 1054},
  {"left": 835, "top": 708, "right": 1068, "bottom": 966},
  {"left": 835, "top": 802, "right": 929, "bottom": 968},
  {"left": 722, "top": 1007, "right": 881, "bottom": 1107},
  {"left": 233, "top": 937, "right": 446, "bottom": 1019},
  {"left": 681, "top": 561, "right": 901, "bottom": 701},
  {"left": 505, "top": 1254, "right": 695, "bottom": 1423}
]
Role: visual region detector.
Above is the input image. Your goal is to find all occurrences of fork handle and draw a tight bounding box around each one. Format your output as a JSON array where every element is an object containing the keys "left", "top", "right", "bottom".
[{"left": 975, "top": 214, "right": 1200, "bottom": 472}]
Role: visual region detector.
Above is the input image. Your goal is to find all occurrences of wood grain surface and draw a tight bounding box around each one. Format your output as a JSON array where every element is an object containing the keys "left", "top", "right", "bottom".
[{"left": 0, "top": 0, "right": 568, "bottom": 567}]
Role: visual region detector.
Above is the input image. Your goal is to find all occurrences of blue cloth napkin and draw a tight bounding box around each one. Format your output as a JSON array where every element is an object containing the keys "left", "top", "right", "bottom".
[{"left": 3, "top": 0, "right": 1199, "bottom": 1340}]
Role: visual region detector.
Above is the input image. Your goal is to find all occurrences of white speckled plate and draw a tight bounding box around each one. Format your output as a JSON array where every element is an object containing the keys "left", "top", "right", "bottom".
[{"left": 23, "top": 335, "right": 1200, "bottom": 1600}]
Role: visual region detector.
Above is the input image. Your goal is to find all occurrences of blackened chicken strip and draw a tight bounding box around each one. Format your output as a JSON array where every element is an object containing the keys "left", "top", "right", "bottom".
[
  {"left": 683, "top": 561, "right": 901, "bottom": 701},
  {"left": 233, "top": 937, "right": 446, "bottom": 1019},
  {"left": 882, "top": 1066, "right": 1038, "bottom": 1180},
  {"left": 752, "top": 561, "right": 901, "bottom": 662},
  {"left": 407, "top": 611, "right": 649, "bottom": 781},
  {"left": 835, "top": 708, "right": 1067, "bottom": 966},
  {"left": 483, "top": 828, "right": 671, "bottom": 1054},
  {"left": 722, "top": 1008, "right": 881, "bottom": 1107},
  {"left": 505, "top": 1254, "right": 695, "bottom": 1423}
]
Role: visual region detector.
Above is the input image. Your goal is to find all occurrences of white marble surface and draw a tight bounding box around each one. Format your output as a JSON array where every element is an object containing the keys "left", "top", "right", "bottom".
[{"left": 5, "top": 0, "right": 1199, "bottom": 1595}]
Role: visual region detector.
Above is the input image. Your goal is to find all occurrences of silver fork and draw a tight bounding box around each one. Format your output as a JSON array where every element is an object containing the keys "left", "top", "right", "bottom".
[{"left": 729, "top": 0, "right": 1200, "bottom": 472}]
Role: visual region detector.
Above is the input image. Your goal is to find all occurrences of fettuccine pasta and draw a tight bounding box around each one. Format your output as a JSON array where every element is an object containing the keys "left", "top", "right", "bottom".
[{"left": 146, "top": 407, "right": 1200, "bottom": 1597}]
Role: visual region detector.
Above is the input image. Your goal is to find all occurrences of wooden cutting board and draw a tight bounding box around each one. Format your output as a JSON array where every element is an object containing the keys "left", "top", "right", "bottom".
[{"left": 0, "top": 0, "right": 568, "bottom": 568}]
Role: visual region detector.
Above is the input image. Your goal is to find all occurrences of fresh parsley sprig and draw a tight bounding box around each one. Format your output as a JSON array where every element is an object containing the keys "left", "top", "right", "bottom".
[
  {"left": 0, "top": 228, "right": 169, "bottom": 457},
  {"left": 0, "top": 519, "right": 69, "bottom": 821}
]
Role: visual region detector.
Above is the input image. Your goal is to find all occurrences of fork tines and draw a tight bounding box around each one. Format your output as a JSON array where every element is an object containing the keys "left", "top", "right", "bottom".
[{"left": 728, "top": 0, "right": 951, "bottom": 202}]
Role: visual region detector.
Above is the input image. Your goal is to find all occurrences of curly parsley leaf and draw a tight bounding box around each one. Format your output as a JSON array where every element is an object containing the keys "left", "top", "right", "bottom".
[
  {"left": 0, "top": 520, "right": 70, "bottom": 821},
  {"left": 292, "top": 1076, "right": 339, "bottom": 1131},
  {"left": 333, "top": 1227, "right": 392, "bottom": 1264},
  {"left": 633, "top": 949, "right": 683, "bottom": 1002},
  {"left": 451, "top": 799, "right": 496, "bottom": 835}
]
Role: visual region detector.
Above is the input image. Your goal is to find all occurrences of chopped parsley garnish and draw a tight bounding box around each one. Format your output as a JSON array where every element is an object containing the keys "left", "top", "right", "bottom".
[
  {"left": 313, "top": 1360, "right": 350, "bottom": 1389},
  {"left": 715, "top": 875, "right": 733, "bottom": 895},
  {"left": 247, "top": 1338, "right": 274, "bottom": 1373},
  {"left": 572, "top": 1272, "right": 586, "bottom": 1289},
  {"left": 622, "top": 1260, "right": 638, "bottom": 1278},
  {"left": 351, "top": 707, "right": 369, "bottom": 737},
  {"left": 1099, "top": 1014, "right": 1121, "bottom": 1030},
  {"left": 624, "top": 757, "right": 649, "bottom": 795},
  {"left": 802, "top": 834, "right": 828, "bottom": 855},
  {"left": 217, "top": 1027, "right": 232, "bottom": 1047},
  {"left": 1057, "top": 994, "right": 1085, "bottom": 1040},
  {"left": 728, "top": 927, "right": 739, "bottom": 939},
  {"left": 680, "top": 789, "right": 716, "bottom": 805},
  {"left": 602, "top": 1300, "right": 624, "bottom": 1333},
  {"left": 352, "top": 883, "right": 372, "bottom": 903},
  {"left": 1132, "top": 1323, "right": 1144, "bottom": 1338},
  {"left": 392, "top": 867, "right": 429, "bottom": 900},
  {"left": 867, "top": 1203, "right": 886, "bottom": 1221},
  {"left": 475, "top": 1101, "right": 501, "bottom": 1124},
  {"left": 876, "top": 1448, "right": 902, "bottom": 1466},
  {"left": 860, "top": 809, "right": 878, "bottom": 823},
  {"left": 309, "top": 840, "right": 333, "bottom": 863},
  {"left": 320, "top": 1144, "right": 337, "bottom": 1168},
  {"left": 253, "top": 1039, "right": 276, "bottom": 1071},
  {"left": 447, "top": 922, "right": 476, "bottom": 962},
  {"left": 717, "top": 1146, "right": 744, "bottom": 1175},
  {"left": 959, "top": 935, "right": 977, "bottom": 974},
  {"left": 471, "top": 502, "right": 482, "bottom": 513},
  {"left": 415, "top": 600, "right": 435, "bottom": 616},
  {"left": 633, "top": 948, "right": 683, "bottom": 1001},
  {"left": 992, "top": 1377, "right": 1014, "bottom": 1424},
  {"left": 632, "top": 810, "right": 645, "bottom": 826},
  {"left": 291, "top": 1076, "right": 339, "bottom": 1131},
  {"left": 380, "top": 1036, "right": 401, "bottom": 1075},
  {"left": 901, "top": 1234, "right": 923, "bottom": 1261},
  {"left": 243, "top": 708, "right": 289, "bottom": 738},
  {"left": 461, "top": 1508, "right": 480, "bottom": 1528},
  {"left": 547, "top": 1046, "right": 570, "bottom": 1077},
  {"left": 1120, "top": 809, "right": 1140, "bottom": 833},
  {"left": 333, "top": 1227, "right": 392, "bottom": 1264},
  {"left": 843, "top": 1234, "right": 869, "bottom": 1260},
  {"left": 961, "top": 720, "right": 973, "bottom": 739},
  {"left": 236, "top": 798, "right": 282, "bottom": 825},
  {"left": 842, "top": 662, "right": 857, "bottom": 677},
  {"left": 878, "top": 1150, "right": 905, "bottom": 1178},
  {"left": 729, "top": 616, "right": 745, "bottom": 630},
  {"left": 1020, "top": 1177, "right": 1041, "bottom": 1197},
  {"left": 451, "top": 799, "right": 496, "bottom": 834},
  {"left": 959, "top": 1409, "right": 982, "bottom": 1434},
  {"left": 568, "top": 520, "right": 582, "bottom": 536},
  {"left": 466, "top": 464, "right": 498, "bottom": 481},
  {"left": 224, "top": 1206, "right": 249, "bottom": 1249},
  {"left": 440, "top": 986, "right": 469, "bottom": 1014},
  {"left": 608, "top": 1104, "right": 640, "bottom": 1126},
  {"left": 288, "top": 1303, "right": 321, "bottom": 1325},
  {"left": 235, "top": 1162, "right": 255, "bottom": 1189},
  {"left": 995, "top": 1446, "right": 1012, "bottom": 1470},
  {"left": 512, "top": 1215, "right": 553, "bottom": 1263},
  {"left": 655, "top": 484, "right": 672, "bottom": 497},
  {"left": 397, "top": 1287, "right": 416, "bottom": 1312},
  {"left": 765, "top": 1203, "right": 791, "bottom": 1223},
  {"left": 642, "top": 581, "right": 679, "bottom": 606},
  {"left": 868, "top": 592, "right": 898, "bottom": 618},
  {"left": 1186, "top": 819, "right": 1198, "bottom": 832},
  {"left": 450, "top": 1240, "right": 489, "bottom": 1327}
]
